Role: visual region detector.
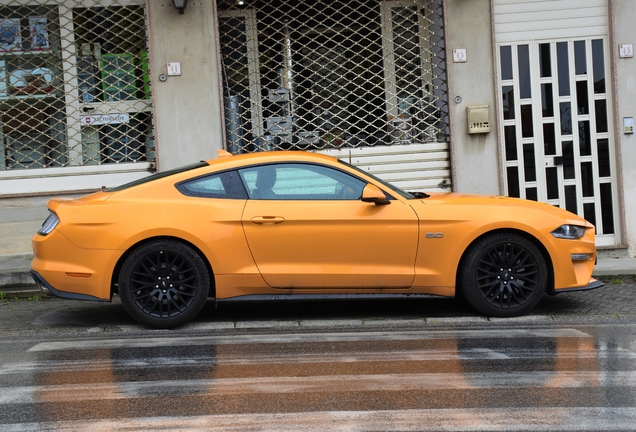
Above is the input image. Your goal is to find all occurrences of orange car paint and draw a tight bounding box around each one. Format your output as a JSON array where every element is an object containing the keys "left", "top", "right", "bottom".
[{"left": 31, "top": 151, "right": 598, "bottom": 301}]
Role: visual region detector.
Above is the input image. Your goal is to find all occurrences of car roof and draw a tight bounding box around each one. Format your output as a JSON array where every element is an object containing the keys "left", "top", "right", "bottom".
[{"left": 204, "top": 150, "right": 339, "bottom": 168}]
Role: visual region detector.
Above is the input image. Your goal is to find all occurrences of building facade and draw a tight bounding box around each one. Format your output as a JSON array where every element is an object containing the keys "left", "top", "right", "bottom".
[{"left": 1, "top": 0, "right": 636, "bottom": 258}]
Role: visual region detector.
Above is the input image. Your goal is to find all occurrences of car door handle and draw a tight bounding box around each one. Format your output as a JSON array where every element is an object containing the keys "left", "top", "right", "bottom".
[{"left": 251, "top": 216, "right": 285, "bottom": 225}]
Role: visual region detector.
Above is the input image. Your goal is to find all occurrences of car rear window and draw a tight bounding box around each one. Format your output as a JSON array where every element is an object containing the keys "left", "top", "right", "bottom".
[
  {"left": 108, "top": 161, "right": 209, "bottom": 192},
  {"left": 176, "top": 170, "right": 248, "bottom": 199}
]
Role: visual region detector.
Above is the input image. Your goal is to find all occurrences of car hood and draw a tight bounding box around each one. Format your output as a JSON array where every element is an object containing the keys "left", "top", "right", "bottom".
[{"left": 420, "top": 192, "right": 590, "bottom": 226}]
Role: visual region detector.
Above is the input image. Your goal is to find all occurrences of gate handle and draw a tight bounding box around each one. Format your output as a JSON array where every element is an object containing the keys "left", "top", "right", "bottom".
[{"left": 251, "top": 216, "right": 285, "bottom": 225}]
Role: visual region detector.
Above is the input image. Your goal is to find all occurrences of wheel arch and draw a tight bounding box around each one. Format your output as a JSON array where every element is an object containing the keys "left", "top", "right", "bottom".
[
  {"left": 454, "top": 228, "right": 555, "bottom": 297},
  {"left": 110, "top": 235, "right": 216, "bottom": 298}
]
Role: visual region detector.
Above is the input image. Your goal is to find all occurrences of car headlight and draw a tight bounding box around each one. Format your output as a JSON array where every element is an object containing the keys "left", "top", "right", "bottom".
[
  {"left": 551, "top": 224, "right": 585, "bottom": 239},
  {"left": 38, "top": 211, "right": 59, "bottom": 236}
]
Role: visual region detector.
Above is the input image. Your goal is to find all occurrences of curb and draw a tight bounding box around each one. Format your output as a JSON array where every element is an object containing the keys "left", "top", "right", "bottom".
[
  {"left": 0, "top": 270, "right": 36, "bottom": 292},
  {"left": 1, "top": 286, "right": 41, "bottom": 299}
]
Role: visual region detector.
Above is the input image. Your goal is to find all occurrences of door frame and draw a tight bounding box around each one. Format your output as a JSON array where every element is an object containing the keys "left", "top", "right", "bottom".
[
  {"left": 217, "top": 8, "right": 264, "bottom": 142},
  {"left": 496, "top": 37, "right": 621, "bottom": 247}
]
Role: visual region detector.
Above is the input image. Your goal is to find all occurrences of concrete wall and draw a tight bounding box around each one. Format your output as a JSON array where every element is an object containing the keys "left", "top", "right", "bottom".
[
  {"left": 445, "top": 0, "right": 500, "bottom": 195},
  {"left": 146, "top": 1, "right": 224, "bottom": 171},
  {"left": 611, "top": 0, "right": 636, "bottom": 256}
]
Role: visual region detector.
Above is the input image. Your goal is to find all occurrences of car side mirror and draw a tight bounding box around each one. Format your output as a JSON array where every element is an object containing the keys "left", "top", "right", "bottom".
[{"left": 361, "top": 184, "right": 390, "bottom": 205}]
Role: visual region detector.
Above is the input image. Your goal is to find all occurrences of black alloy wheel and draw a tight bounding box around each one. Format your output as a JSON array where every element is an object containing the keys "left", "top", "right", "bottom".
[
  {"left": 459, "top": 233, "right": 547, "bottom": 317},
  {"left": 119, "top": 240, "right": 210, "bottom": 328}
]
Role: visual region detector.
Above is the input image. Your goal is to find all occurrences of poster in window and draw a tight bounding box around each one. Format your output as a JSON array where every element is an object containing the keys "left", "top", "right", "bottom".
[
  {"left": 29, "top": 16, "right": 49, "bottom": 51},
  {"left": 0, "top": 18, "right": 22, "bottom": 52},
  {"left": 0, "top": 60, "right": 6, "bottom": 97}
]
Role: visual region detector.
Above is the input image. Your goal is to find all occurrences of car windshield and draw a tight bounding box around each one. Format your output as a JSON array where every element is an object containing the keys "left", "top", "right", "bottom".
[
  {"left": 108, "top": 161, "right": 209, "bottom": 192},
  {"left": 337, "top": 160, "right": 426, "bottom": 199}
]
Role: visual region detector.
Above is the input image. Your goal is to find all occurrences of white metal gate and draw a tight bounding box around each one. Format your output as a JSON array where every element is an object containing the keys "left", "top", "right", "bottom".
[
  {"left": 216, "top": 0, "right": 451, "bottom": 193},
  {"left": 497, "top": 39, "right": 620, "bottom": 246}
]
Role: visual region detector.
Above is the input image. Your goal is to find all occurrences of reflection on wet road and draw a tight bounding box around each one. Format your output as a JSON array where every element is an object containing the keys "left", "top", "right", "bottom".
[{"left": 1, "top": 325, "right": 636, "bottom": 430}]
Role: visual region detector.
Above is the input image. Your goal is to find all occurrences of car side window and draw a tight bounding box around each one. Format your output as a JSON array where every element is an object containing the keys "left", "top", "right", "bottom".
[
  {"left": 238, "top": 163, "right": 365, "bottom": 200},
  {"left": 176, "top": 170, "right": 247, "bottom": 199}
]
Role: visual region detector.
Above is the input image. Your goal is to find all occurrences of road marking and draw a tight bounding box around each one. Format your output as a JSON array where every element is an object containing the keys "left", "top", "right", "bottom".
[
  {"left": 1, "top": 348, "right": 511, "bottom": 375},
  {"left": 28, "top": 328, "right": 590, "bottom": 352},
  {"left": 6, "top": 346, "right": 636, "bottom": 376},
  {"left": 4, "top": 407, "right": 636, "bottom": 431},
  {"left": 2, "top": 370, "right": 635, "bottom": 405}
]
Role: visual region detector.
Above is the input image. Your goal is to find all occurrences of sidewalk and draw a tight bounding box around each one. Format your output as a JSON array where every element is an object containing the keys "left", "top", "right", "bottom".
[
  {"left": 593, "top": 256, "right": 636, "bottom": 277},
  {"left": 0, "top": 195, "right": 50, "bottom": 294}
]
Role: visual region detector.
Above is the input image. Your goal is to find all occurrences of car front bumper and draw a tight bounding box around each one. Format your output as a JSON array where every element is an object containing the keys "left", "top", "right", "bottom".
[{"left": 551, "top": 278, "right": 605, "bottom": 295}]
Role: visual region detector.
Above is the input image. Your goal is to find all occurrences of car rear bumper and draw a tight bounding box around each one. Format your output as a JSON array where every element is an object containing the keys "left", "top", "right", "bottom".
[{"left": 30, "top": 270, "right": 108, "bottom": 302}]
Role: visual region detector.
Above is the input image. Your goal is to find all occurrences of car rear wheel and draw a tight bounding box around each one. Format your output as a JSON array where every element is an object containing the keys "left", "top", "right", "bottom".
[
  {"left": 459, "top": 233, "right": 547, "bottom": 317},
  {"left": 118, "top": 240, "right": 210, "bottom": 328}
]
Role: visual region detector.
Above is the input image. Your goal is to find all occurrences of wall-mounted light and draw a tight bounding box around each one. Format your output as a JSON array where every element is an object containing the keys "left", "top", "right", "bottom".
[
  {"left": 172, "top": 0, "right": 188, "bottom": 14},
  {"left": 236, "top": 0, "right": 246, "bottom": 6}
]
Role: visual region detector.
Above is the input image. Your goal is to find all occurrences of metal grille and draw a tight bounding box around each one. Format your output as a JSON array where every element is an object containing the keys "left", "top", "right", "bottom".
[
  {"left": 0, "top": 1, "right": 153, "bottom": 171},
  {"left": 217, "top": 0, "right": 448, "bottom": 154}
]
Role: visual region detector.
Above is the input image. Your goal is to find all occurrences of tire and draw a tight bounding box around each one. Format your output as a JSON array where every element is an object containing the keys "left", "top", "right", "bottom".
[
  {"left": 118, "top": 239, "right": 210, "bottom": 328},
  {"left": 459, "top": 233, "right": 547, "bottom": 317}
]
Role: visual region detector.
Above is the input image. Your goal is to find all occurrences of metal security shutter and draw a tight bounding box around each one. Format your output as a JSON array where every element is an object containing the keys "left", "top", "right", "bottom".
[
  {"left": 493, "top": 0, "right": 608, "bottom": 43},
  {"left": 322, "top": 142, "right": 450, "bottom": 191},
  {"left": 216, "top": 0, "right": 451, "bottom": 193},
  {"left": 0, "top": 0, "right": 154, "bottom": 195}
]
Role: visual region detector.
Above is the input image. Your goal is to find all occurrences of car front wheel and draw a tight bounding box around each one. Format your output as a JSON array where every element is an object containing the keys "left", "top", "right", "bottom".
[
  {"left": 459, "top": 233, "right": 547, "bottom": 317},
  {"left": 118, "top": 239, "right": 210, "bottom": 328}
]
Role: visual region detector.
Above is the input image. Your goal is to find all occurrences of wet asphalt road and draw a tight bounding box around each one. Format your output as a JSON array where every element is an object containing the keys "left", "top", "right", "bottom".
[
  {"left": 1, "top": 323, "right": 636, "bottom": 430},
  {"left": 0, "top": 277, "right": 636, "bottom": 430}
]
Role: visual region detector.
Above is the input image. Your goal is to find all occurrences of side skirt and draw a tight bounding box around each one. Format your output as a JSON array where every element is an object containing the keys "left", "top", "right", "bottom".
[{"left": 215, "top": 293, "right": 449, "bottom": 302}]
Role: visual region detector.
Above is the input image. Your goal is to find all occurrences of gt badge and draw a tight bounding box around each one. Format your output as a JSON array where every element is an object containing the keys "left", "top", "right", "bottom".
[{"left": 426, "top": 232, "right": 444, "bottom": 238}]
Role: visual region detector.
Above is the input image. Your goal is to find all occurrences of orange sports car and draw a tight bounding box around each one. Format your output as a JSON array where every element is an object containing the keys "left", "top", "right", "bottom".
[{"left": 31, "top": 150, "right": 602, "bottom": 328}]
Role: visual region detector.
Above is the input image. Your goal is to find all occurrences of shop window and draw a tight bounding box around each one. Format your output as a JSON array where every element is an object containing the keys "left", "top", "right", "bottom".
[
  {"left": 0, "top": 1, "right": 153, "bottom": 173},
  {"left": 217, "top": 0, "right": 448, "bottom": 153}
]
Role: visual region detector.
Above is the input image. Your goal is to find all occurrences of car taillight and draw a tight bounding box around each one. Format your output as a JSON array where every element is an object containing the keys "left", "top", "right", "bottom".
[{"left": 38, "top": 211, "right": 59, "bottom": 236}]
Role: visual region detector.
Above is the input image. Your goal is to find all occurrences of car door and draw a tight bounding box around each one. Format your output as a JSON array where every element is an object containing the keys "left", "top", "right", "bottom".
[{"left": 239, "top": 163, "right": 419, "bottom": 288}]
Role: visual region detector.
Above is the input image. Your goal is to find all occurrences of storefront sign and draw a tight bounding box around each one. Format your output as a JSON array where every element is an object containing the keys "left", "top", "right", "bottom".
[{"left": 81, "top": 113, "right": 130, "bottom": 126}]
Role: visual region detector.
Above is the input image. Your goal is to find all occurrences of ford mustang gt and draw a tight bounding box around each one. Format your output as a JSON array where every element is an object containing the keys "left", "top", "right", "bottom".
[{"left": 31, "top": 150, "right": 602, "bottom": 328}]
